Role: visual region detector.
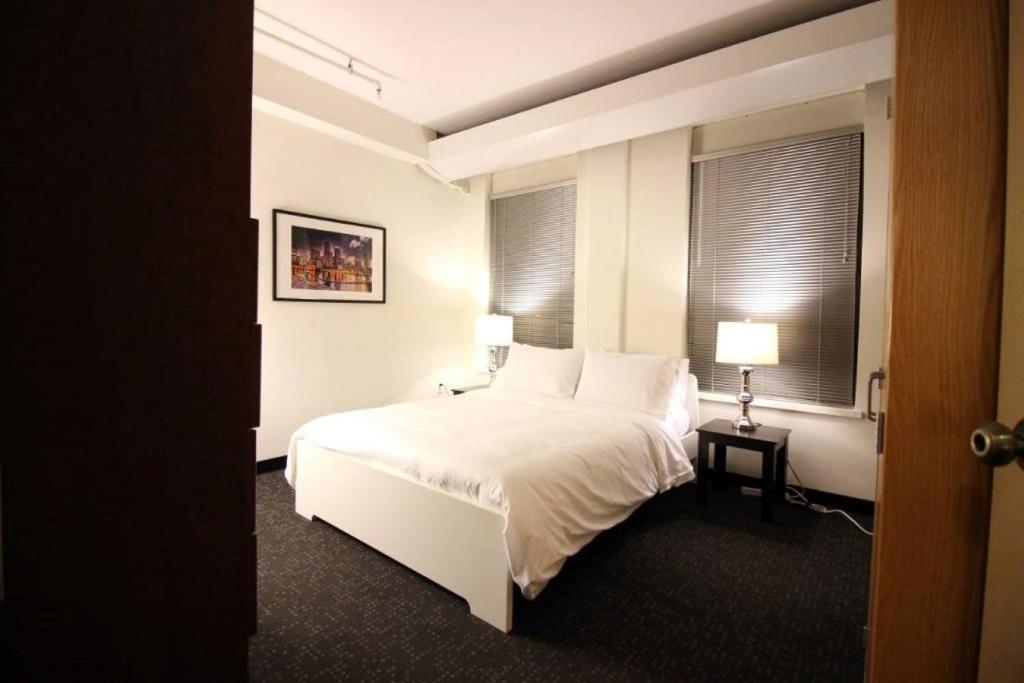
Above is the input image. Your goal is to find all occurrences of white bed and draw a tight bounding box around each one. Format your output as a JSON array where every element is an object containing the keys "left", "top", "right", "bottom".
[{"left": 286, "top": 374, "right": 699, "bottom": 632}]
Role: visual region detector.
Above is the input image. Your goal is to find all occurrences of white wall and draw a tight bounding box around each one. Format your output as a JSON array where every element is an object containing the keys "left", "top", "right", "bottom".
[
  {"left": 624, "top": 128, "right": 692, "bottom": 356},
  {"left": 253, "top": 111, "right": 487, "bottom": 460},
  {"left": 691, "top": 90, "right": 864, "bottom": 155},
  {"left": 573, "top": 128, "right": 693, "bottom": 356},
  {"left": 491, "top": 155, "right": 576, "bottom": 196},
  {"left": 575, "top": 142, "right": 631, "bottom": 351},
  {"left": 534, "top": 87, "right": 891, "bottom": 500}
]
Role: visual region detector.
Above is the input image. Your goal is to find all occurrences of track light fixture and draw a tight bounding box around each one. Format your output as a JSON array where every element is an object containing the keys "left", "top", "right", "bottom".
[{"left": 256, "top": 9, "right": 384, "bottom": 99}]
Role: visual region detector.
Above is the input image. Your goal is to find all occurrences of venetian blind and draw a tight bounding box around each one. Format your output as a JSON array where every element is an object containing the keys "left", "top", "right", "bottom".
[
  {"left": 490, "top": 184, "right": 576, "bottom": 359},
  {"left": 688, "top": 132, "right": 863, "bottom": 407}
]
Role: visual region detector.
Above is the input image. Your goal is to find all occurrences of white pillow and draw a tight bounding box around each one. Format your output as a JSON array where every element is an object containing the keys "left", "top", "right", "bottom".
[
  {"left": 493, "top": 343, "right": 584, "bottom": 399},
  {"left": 574, "top": 350, "right": 680, "bottom": 419},
  {"left": 666, "top": 358, "right": 691, "bottom": 436}
]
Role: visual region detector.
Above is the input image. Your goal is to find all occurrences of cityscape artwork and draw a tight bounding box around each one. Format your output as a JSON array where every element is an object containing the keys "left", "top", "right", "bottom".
[
  {"left": 273, "top": 209, "right": 386, "bottom": 303},
  {"left": 291, "top": 226, "right": 372, "bottom": 292}
]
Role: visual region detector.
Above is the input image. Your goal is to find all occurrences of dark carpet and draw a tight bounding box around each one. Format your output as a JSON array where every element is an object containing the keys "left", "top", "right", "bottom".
[{"left": 250, "top": 472, "right": 872, "bottom": 682}]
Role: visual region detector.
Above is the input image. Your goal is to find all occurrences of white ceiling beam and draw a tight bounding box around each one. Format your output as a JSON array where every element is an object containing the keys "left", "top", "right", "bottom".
[
  {"left": 252, "top": 53, "right": 433, "bottom": 164},
  {"left": 427, "top": 0, "right": 893, "bottom": 180}
]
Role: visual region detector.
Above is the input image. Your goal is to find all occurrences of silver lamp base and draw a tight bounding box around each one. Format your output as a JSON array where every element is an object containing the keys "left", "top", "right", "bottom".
[
  {"left": 732, "top": 414, "right": 759, "bottom": 431},
  {"left": 732, "top": 365, "right": 760, "bottom": 431},
  {"left": 487, "top": 345, "right": 498, "bottom": 386}
]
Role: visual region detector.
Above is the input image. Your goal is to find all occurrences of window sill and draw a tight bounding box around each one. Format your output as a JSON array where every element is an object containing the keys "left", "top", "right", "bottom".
[{"left": 698, "top": 392, "right": 864, "bottom": 420}]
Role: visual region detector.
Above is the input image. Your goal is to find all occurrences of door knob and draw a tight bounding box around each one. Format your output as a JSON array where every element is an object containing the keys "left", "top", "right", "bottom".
[{"left": 970, "top": 419, "right": 1024, "bottom": 468}]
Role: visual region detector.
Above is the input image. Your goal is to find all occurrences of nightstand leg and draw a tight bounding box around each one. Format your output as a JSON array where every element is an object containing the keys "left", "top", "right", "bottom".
[
  {"left": 760, "top": 446, "right": 775, "bottom": 523},
  {"left": 697, "top": 435, "right": 709, "bottom": 507},
  {"left": 775, "top": 441, "right": 788, "bottom": 504},
  {"left": 713, "top": 443, "right": 727, "bottom": 489}
]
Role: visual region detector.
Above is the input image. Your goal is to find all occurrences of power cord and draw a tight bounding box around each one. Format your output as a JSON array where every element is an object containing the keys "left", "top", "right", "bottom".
[{"left": 783, "top": 461, "right": 874, "bottom": 536}]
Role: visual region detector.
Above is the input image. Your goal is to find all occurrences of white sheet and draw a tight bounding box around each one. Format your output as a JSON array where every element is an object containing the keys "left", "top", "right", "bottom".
[{"left": 286, "top": 388, "right": 694, "bottom": 599}]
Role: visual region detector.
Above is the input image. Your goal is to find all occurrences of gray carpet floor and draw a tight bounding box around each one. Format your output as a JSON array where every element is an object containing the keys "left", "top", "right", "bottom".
[{"left": 250, "top": 471, "right": 872, "bottom": 682}]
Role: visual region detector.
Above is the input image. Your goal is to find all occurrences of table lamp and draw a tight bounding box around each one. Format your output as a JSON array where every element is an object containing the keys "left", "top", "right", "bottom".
[
  {"left": 715, "top": 320, "right": 779, "bottom": 431},
  {"left": 475, "top": 314, "right": 513, "bottom": 385}
]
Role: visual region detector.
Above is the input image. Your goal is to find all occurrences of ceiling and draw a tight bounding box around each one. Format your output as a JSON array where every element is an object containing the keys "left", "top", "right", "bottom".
[{"left": 254, "top": 0, "right": 872, "bottom": 135}]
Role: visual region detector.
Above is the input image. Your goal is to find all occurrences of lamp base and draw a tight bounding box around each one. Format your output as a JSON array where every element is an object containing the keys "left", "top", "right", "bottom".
[
  {"left": 732, "top": 415, "right": 760, "bottom": 432},
  {"left": 733, "top": 365, "right": 760, "bottom": 431},
  {"left": 487, "top": 345, "right": 498, "bottom": 386}
]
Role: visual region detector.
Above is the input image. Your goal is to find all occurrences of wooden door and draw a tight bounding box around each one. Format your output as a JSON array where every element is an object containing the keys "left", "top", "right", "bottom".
[
  {"left": 866, "top": 0, "right": 1008, "bottom": 680},
  {"left": 2, "top": 3, "right": 258, "bottom": 679},
  {"left": 977, "top": 1, "right": 1024, "bottom": 678}
]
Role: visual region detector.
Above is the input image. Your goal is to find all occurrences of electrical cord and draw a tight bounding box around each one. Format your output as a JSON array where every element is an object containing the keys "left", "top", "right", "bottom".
[{"left": 783, "top": 461, "right": 874, "bottom": 536}]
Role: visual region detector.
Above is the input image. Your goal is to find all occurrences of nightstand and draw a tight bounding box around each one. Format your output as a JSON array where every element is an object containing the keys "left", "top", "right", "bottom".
[
  {"left": 451, "top": 384, "right": 489, "bottom": 395},
  {"left": 695, "top": 418, "right": 791, "bottom": 522}
]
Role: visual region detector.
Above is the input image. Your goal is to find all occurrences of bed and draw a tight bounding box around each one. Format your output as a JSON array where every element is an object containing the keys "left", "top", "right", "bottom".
[{"left": 286, "top": 350, "right": 699, "bottom": 632}]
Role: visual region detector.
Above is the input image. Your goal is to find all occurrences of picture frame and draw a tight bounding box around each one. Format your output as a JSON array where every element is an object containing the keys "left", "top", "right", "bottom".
[{"left": 273, "top": 209, "right": 386, "bottom": 303}]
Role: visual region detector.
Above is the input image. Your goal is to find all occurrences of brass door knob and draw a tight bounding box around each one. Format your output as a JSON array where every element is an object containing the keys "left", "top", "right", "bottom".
[{"left": 970, "top": 419, "right": 1024, "bottom": 468}]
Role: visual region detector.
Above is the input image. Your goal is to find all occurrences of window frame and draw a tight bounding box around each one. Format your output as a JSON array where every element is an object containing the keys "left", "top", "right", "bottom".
[
  {"left": 687, "top": 127, "right": 866, "bottom": 414},
  {"left": 487, "top": 180, "right": 578, "bottom": 357}
]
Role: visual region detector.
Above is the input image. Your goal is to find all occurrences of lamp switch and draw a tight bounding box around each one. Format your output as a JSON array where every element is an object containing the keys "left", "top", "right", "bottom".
[{"left": 740, "top": 486, "right": 762, "bottom": 497}]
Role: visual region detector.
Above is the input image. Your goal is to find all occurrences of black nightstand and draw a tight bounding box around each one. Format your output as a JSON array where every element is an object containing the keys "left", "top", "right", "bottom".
[
  {"left": 696, "top": 418, "right": 791, "bottom": 522},
  {"left": 451, "top": 384, "right": 489, "bottom": 395}
]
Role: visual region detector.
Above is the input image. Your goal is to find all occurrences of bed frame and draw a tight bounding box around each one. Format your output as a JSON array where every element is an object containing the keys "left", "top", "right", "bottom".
[
  {"left": 293, "top": 378, "right": 700, "bottom": 633},
  {"left": 294, "top": 441, "right": 515, "bottom": 631}
]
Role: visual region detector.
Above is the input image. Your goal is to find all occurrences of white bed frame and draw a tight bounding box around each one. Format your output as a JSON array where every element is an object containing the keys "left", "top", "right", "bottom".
[
  {"left": 294, "top": 441, "right": 514, "bottom": 630},
  {"left": 293, "top": 377, "right": 700, "bottom": 633}
]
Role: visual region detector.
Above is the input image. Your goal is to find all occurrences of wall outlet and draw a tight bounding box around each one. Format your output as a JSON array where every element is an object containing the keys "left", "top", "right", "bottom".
[{"left": 740, "top": 486, "right": 762, "bottom": 497}]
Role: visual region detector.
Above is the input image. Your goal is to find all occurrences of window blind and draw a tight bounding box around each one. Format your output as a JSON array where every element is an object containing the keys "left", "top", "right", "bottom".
[
  {"left": 489, "top": 184, "right": 576, "bottom": 360},
  {"left": 688, "top": 132, "right": 863, "bottom": 407}
]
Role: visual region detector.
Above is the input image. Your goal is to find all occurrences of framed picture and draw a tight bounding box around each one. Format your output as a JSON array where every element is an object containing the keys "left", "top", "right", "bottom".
[{"left": 273, "top": 209, "right": 386, "bottom": 303}]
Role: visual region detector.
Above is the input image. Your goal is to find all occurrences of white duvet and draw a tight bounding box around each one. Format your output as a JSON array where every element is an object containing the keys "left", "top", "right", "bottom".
[{"left": 285, "top": 388, "right": 693, "bottom": 599}]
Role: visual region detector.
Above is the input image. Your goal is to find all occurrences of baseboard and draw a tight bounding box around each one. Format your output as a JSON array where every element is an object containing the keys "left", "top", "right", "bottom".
[
  {"left": 256, "top": 455, "right": 287, "bottom": 474},
  {"left": 722, "top": 472, "right": 874, "bottom": 517}
]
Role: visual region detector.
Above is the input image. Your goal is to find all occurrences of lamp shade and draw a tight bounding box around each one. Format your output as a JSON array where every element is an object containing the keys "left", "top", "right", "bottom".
[
  {"left": 475, "top": 314, "right": 513, "bottom": 346},
  {"left": 715, "top": 321, "right": 779, "bottom": 365}
]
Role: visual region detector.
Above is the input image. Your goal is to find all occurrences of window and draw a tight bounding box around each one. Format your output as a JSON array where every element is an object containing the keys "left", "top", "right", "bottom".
[
  {"left": 489, "top": 183, "right": 576, "bottom": 359},
  {"left": 688, "top": 132, "right": 863, "bottom": 407}
]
